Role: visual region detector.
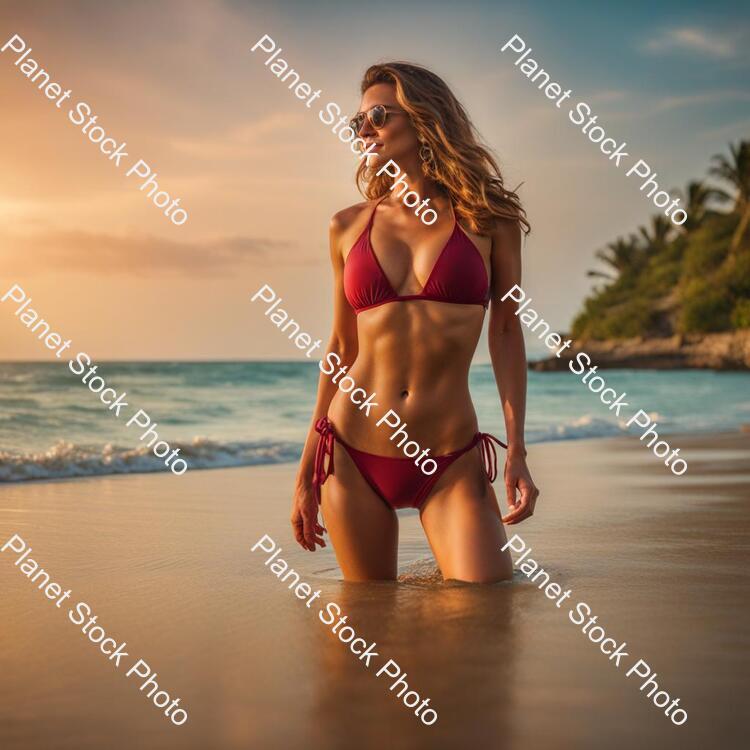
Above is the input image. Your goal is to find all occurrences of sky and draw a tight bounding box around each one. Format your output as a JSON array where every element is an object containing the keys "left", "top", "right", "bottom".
[{"left": 0, "top": 0, "right": 748, "bottom": 361}]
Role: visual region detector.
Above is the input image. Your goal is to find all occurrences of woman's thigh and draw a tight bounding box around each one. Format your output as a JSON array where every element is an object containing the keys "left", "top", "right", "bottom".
[
  {"left": 320, "top": 444, "right": 399, "bottom": 581},
  {"left": 420, "top": 448, "right": 513, "bottom": 583}
]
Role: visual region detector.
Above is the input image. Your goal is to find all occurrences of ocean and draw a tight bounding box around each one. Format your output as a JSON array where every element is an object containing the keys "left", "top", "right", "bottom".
[{"left": 1, "top": 360, "right": 748, "bottom": 482}]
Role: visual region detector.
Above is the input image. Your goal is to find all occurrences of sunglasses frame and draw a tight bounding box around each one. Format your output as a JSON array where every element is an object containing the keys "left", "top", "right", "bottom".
[{"left": 349, "top": 104, "right": 405, "bottom": 134}]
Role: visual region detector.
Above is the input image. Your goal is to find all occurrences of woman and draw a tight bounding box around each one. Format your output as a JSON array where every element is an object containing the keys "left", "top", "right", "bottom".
[{"left": 291, "top": 62, "right": 539, "bottom": 582}]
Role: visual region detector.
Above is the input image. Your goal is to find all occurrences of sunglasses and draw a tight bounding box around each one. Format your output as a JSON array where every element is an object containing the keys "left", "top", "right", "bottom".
[{"left": 349, "top": 104, "right": 405, "bottom": 134}]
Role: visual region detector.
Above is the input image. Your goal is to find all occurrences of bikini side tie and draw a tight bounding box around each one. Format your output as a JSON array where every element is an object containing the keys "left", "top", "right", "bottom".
[
  {"left": 478, "top": 432, "right": 508, "bottom": 483},
  {"left": 312, "top": 417, "right": 336, "bottom": 504}
]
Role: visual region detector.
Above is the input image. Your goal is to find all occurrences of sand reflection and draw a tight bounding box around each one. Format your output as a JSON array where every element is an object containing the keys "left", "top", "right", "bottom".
[{"left": 309, "top": 569, "right": 518, "bottom": 749}]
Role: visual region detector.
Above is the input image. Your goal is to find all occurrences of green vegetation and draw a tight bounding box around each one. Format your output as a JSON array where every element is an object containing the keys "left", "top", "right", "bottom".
[{"left": 572, "top": 140, "right": 750, "bottom": 340}]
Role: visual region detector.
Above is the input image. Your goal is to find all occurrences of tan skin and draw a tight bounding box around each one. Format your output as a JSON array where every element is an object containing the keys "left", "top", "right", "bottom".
[{"left": 291, "top": 82, "right": 539, "bottom": 582}]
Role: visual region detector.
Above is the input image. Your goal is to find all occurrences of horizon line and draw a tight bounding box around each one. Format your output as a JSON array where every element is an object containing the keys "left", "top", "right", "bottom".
[{"left": 0, "top": 357, "right": 503, "bottom": 365}]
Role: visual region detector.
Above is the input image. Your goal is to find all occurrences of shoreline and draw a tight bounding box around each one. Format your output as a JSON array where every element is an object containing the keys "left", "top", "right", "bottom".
[
  {"left": 1, "top": 427, "right": 747, "bottom": 749},
  {"left": 2, "top": 426, "right": 748, "bottom": 486},
  {"left": 530, "top": 330, "right": 750, "bottom": 371}
]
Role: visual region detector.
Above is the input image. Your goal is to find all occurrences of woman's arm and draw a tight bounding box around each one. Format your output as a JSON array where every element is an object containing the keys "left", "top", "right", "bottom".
[
  {"left": 487, "top": 220, "right": 539, "bottom": 524},
  {"left": 291, "top": 209, "right": 360, "bottom": 550}
]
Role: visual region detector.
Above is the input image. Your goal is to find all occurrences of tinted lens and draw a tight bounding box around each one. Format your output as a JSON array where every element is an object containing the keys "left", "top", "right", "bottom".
[
  {"left": 368, "top": 105, "right": 387, "bottom": 129},
  {"left": 349, "top": 113, "right": 365, "bottom": 134}
]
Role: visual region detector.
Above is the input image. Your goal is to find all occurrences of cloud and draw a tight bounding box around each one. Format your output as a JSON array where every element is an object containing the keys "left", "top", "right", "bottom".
[
  {"left": 643, "top": 27, "right": 744, "bottom": 59},
  {"left": 168, "top": 111, "right": 308, "bottom": 160},
  {"left": 697, "top": 116, "right": 750, "bottom": 141},
  {"left": 652, "top": 89, "right": 750, "bottom": 113},
  {"left": 1, "top": 228, "right": 299, "bottom": 276}
]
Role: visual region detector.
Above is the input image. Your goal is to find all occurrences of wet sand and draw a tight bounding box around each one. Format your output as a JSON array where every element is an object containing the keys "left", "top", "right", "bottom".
[{"left": 0, "top": 431, "right": 748, "bottom": 749}]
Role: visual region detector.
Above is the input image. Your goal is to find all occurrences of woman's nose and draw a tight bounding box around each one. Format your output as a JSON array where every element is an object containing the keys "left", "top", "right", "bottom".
[{"left": 358, "top": 118, "right": 376, "bottom": 137}]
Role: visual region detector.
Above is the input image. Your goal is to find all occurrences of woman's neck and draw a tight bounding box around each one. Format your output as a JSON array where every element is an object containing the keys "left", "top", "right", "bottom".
[{"left": 384, "top": 162, "right": 448, "bottom": 213}]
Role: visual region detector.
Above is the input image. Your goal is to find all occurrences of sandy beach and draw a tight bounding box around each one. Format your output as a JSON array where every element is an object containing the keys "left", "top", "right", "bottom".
[{"left": 1, "top": 430, "right": 748, "bottom": 749}]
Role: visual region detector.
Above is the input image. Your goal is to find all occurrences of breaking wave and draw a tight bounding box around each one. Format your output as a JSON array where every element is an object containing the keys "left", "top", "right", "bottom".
[{"left": 0, "top": 438, "right": 303, "bottom": 482}]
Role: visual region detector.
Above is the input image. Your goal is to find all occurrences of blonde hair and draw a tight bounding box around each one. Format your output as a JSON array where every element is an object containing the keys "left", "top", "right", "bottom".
[{"left": 356, "top": 62, "right": 530, "bottom": 235}]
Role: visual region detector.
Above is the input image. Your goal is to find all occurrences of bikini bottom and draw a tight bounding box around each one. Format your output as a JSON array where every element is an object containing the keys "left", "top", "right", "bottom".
[{"left": 312, "top": 416, "right": 507, "bottom": 511}]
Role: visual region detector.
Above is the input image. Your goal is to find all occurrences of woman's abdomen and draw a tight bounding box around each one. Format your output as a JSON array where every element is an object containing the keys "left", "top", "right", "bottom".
[{"left": 327, "top": 301, "right": 485, "bottom": 456}]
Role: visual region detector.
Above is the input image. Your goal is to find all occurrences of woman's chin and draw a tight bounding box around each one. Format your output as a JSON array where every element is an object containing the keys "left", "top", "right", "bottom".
[{"left": 361, "top": 146, "right": 390, "bottom": 166}]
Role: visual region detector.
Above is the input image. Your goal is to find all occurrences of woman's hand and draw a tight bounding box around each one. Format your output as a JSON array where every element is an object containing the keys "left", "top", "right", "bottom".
[
  {"left": 501, "top": 449, "right": 539, "bottom": 524},
  {"left": 291, "top": 483, "right": 327, "bottom": 551}
]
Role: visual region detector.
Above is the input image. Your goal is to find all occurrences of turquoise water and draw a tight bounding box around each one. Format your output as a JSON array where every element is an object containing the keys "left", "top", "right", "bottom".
[{"left": 1, "top": 361, "right": 748, "bottom": 481}]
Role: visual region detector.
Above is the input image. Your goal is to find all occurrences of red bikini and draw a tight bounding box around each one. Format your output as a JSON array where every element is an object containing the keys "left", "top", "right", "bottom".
[
  {"left": 314, "top": 417, "right": 506, "bottom": 510},
  {"left": 313, "top": 198, "right": 506, "bottom": 511},
  {"left": 343, "top": 197, "right": 491, "bottom": 313}
]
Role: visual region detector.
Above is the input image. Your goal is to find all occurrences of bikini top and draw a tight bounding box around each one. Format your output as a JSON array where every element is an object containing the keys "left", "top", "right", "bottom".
[{"left": 343, "top": 198, "right": 490, "bottom": 314}]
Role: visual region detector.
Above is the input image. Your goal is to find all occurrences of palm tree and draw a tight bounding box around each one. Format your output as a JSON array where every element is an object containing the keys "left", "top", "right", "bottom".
[
  {"left": 638, "top": 214, "right": 673, "bottom": 252},
  {"left": 586, "top": 235, "right": 643, "bottom": 281},
  {"left": 709, "top": 140, "right": 750, "bottom": 253},
  {"left": 678, "top": 180, "right": 713, "bottom": 230}
]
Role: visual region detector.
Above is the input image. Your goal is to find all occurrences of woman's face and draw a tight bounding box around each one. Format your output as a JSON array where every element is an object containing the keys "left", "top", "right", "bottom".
[{"left": 357, "top": 83, "right": 419, "bottom": 166}]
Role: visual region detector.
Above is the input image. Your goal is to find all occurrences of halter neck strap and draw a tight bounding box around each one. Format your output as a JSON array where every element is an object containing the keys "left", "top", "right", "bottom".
[
  {"left": 368, "top": 193, "right": 456, "bottom": 228},
  {"left": 366, "top": 196, "right": 388, "bottom": 229}
]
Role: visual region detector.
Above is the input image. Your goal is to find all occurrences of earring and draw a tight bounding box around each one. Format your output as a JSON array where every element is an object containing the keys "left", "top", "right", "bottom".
[{"left": 419, "top": 140, "right": 436, "bottom": 173}]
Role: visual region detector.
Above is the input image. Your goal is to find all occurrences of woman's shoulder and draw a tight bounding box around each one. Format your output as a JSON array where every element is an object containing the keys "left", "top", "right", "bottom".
[
  {"left": 329, "top": 200, "right": 375, "bottom": 236},
  {"left": 489, "top": 216, "right": 523, "bottom": 252}
]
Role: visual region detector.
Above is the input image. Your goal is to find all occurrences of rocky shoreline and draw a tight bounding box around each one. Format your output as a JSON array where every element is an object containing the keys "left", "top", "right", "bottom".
[{"left": 530, "top": 331, "right": 750, "bottom": 371}]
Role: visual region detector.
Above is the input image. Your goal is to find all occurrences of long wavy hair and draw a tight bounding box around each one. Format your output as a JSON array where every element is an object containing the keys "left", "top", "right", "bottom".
[{"left": 356, "top": 62, "right": 530, "bottom": 235}]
